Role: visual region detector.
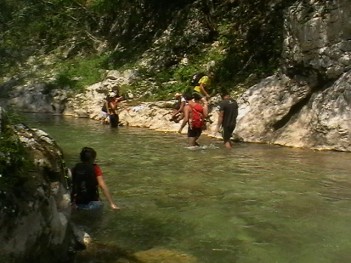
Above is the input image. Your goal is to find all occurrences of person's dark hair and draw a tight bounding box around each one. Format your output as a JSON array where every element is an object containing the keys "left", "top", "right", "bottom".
[
  {"left": 219, "top": 87, "right": 230, "bottom": 99},
  {"left": 220, "top": 92, "right": 230, "bottom": 99},
  {"left": 192, "top": 92, "right": 202, "bottom": 101},
  {"left": 183, "top": 92, "right": 193, "bottom": 101},
  {"left": 80, "top": 147, "right": 97, "bottom": 163}
]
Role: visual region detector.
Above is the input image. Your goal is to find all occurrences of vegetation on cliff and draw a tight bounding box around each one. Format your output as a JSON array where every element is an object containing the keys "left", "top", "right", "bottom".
[
  {"left": 0, "top": 110, "right": 32, "bottom": 222},
  {"left": 1, "top": 0, "right": 297, "bottom": 98}
]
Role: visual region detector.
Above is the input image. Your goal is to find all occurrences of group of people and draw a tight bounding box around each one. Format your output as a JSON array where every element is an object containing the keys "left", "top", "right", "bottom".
[
  {"left": 172, "top": 72, "right": 239, "bottom": 149},
  {"left": 99, "top": 72, "right": 238, "bottom": 148},
  {"left": 70, "top": 73, "right": 238, "bottom": 213}
]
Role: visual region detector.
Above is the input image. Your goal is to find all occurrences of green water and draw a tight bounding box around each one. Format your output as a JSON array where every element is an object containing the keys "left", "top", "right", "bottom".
[{"left": 25, "top": 114, "right": 351, "bottom": 263}]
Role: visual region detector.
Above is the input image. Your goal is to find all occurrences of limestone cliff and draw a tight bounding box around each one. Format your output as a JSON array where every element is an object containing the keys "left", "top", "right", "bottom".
[{"left": 235, "top": 0, "right": 351, "bottom": 151}]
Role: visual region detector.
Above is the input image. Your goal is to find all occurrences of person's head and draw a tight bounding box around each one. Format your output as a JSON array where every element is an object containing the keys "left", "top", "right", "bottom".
[
  {"left": 174, "top": 92, "right": 182, "bottom": 99},
  {"left": 192, "top": 92, "right": 202, "bottom": 101},
  {"left": 183, "top": 92, "right": 193, "bottom": 101},
  {"left": 222, "top": 94, "right": 230, "bottom": 100},
  {"left": 80, "top": 147, "right": 97, "bottom": 163},
  {"left": 220, "top": 90, "right": 230, "bottom": 100}
]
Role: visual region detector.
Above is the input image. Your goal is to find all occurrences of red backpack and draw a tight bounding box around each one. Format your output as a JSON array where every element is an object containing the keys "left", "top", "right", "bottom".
[{"left": 190, "top": 103, "right": 204, "bottom": 129}]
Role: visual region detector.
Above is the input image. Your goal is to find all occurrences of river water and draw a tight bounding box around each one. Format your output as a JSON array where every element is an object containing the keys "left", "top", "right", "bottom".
[{"left": 24, "top": 114, "right": 351, "bottom": 263}]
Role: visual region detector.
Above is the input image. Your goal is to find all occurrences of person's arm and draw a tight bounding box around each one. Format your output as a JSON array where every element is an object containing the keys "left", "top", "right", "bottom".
[
  {"left": 96, "top": 175, "right": 120, "bottom": 210},
  {"left": 178, "top": 101, "right": 185, "bottom": 113},
  {"left": 178, "top": 105, "right": 190, "bottom": 133},
  {"left": 110, "top": 100, "right": 118, "bottom": 115},
  {"left": 105, "top": 100, "right": 110, "bottom": 113},
  {"left": 199, "top": 83, "right": 210, "bottom": 98},
  {"left": 215, "top": 110, "right": 224, "bottom": 133},
  {"left": 172, "top": 101, "right": 185, "bottom": 117},
  {"left": 94, "top": 164, "right": 119, "bottom": 210},
  {"left": 202, "top": 101, "right": 209, "bottom": 118}
]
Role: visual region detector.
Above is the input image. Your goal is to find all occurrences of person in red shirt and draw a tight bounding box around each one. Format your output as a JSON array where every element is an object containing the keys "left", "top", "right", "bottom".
[
  {"left": 71, "top": 147, "right": 119, "bottom": 210},
  {"left": 178, "top": 93, "right": 208, "bottom": 146}
]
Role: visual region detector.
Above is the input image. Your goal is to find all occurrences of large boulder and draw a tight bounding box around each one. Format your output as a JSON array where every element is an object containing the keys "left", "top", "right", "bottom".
[
  {"left": 235, "top": 0, "right": 351, "bottom": 151},
  {"left": 0, "top": 107, "right": 77, "bottom": 263},
  {"left": 235, "top": 72, "right": 351, "bottom": 151}
]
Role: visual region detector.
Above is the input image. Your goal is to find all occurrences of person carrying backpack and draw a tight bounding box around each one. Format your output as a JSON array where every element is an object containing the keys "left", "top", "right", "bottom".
[
  {"left": 71, "top": 147, "right": 120, "bottom": 210},
  {"left": 178, "top": 93, "right": 208, "bottom": 146}
]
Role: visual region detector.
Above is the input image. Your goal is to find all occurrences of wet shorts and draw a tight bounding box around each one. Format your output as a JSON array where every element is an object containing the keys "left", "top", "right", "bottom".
[{"left": 188, "top": 127, "right": 202, "bottom": 138}]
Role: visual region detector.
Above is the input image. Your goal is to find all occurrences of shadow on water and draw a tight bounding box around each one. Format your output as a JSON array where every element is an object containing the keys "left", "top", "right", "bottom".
[{"left": 23, "top": 114, "right": 351, "bottom": 263}]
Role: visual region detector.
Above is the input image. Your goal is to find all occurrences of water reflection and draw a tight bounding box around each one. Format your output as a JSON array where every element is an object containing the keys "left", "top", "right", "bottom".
[{"left": 24, "top": 114, "right": 351, "bottom": 263}]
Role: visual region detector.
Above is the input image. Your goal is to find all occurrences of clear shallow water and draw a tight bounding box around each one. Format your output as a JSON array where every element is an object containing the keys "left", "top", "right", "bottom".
[{"left": 24, "top": 114, "right": 351, "bottom": 263}]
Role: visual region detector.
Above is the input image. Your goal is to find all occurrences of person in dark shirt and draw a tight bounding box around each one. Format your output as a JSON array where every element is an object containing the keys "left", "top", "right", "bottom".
[
  {"left": 215, "top": 93, "right": 238, "bottom": 149},
  {"left": 71, "top": 147, "right": 120, "bottom": 210}
]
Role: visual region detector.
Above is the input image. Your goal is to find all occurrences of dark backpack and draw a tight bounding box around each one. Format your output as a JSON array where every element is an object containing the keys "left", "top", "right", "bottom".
[
  {"left": 190, "top": 72, "right": 205, "bottom": 86},
  {"left": 190, "top": 103, "right": 204, "bottom": 129},
  {"left": 71, "top": 163, "right": 99, "bottom": 204}
]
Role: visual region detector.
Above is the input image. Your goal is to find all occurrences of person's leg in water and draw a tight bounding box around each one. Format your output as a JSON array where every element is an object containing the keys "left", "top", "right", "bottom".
[
  {"left": 222, "top": 126, "right": 235, "bottom": 149},
  {"left": 188, "top": 127, "right": 202, "bottom": 146},
  {"left": 109, "top": 114, "right": 119, "bottom": 128}
]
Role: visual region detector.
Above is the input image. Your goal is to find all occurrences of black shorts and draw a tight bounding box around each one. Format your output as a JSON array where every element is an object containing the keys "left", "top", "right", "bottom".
[
  {"left": 188, "top": 127, "right": 202, "bottom": 138},
  {"left": 109, "top": 114, "right": 119, "bottom": 128},
  {"left": 222, "top": 126, "right": 235, "bottom": 142}
]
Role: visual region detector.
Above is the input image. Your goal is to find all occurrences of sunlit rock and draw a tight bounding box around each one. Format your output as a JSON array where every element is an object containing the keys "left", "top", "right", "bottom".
[{"left": 235, "top": 0, "right": 351, "bottom": 151}]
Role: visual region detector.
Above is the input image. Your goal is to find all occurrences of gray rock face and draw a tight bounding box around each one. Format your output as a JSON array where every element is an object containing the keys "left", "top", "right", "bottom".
[
  {"left": 283, "top": 0, "right": 351, "bottom": 81},
  {"left": 0, "top": 110, "right": 76, "bottom": 263},
  {"left": 235, "top": 72, "right": 351, "bottom": 151},
  {"left": 3, "top": 83, "right": 69, "bottom": 114},
  {"left": 235, "top": 0, "right": 351, "bottom": 151}
]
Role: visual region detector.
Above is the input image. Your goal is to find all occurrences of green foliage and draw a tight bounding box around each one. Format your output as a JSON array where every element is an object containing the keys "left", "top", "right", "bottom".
[
  {"left": 0, "top": 0, "right": 294, "bottom": 98},
  {"left": 50, "top": 55, "right": 107, "bottom": 91},
  {"left": 0, "top": 131, "right": 31, "bottom": 213},
  {"left": 0, "top": 111, "right": 29, "bottom": 181},
  {"left": 0, "top": 132, "right": 28, "bottom": 185},
  {"left": 0, "top": 110, "right": 33, "bottom": 216},
  {"left": 173, "top": 65, "right": 199, "bottom": 83}
]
